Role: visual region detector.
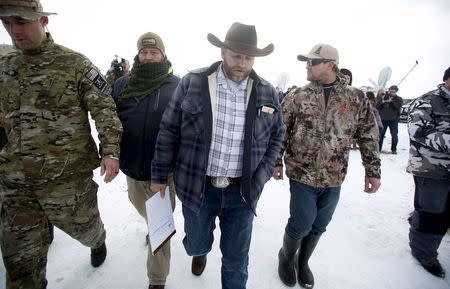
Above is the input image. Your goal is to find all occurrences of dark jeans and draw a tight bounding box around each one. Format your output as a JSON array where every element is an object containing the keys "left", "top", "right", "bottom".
[
  {"left": 379, "top": 119, "right": 399, "bottom": 152},
  {"left": 285, "top": 179, "right": 341, "bottom": 239},
  {"left": 182, "top": 183, "right": 254, "bottom": 289},
  {"left": 409, "top": 176, "right": 450, "bottom": 259}
]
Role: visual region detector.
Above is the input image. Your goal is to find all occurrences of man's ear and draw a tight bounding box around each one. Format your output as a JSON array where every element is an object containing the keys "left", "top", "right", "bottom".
[{"left": 40, "top": 16, "right": 49, "bottom": 26}]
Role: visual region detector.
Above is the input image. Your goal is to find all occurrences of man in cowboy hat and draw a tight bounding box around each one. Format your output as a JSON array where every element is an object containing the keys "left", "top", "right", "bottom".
[
  {"left": 273, "top": 44, "right": 381, "bottom": 288},
  {"left": 150, "top": 22, "right": 285, "bottom": 289},
  {"left": 0, "top": 0, "right": 122, "bottom": 288}
]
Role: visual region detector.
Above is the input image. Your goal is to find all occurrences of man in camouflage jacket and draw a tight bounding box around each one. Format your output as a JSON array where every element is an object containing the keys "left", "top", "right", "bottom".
[
  {"left": 406, "top": 67, "right": 450, "bottom": 278},
  {"left": 273, "top": 44, "right": 381, "bottom": 288},
  {"left": 0, "top": 44, "right": 14, "bottom": 150},
  {"left": 0, "top": 1, "right": 122, "bottom": 288}
]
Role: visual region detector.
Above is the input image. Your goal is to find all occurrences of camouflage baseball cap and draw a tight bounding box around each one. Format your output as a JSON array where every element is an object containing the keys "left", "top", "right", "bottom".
[
  {"left": 297, "top": 44, "right": 339, "bottom": 64},
  {"left": 0, "top": 0, "right": 57, "bottom": 21}
]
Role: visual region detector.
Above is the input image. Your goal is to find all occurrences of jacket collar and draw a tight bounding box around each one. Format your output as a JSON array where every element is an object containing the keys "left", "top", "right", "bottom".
[{"left": 438, "top": 83, "right": 450, "bottom": 100}]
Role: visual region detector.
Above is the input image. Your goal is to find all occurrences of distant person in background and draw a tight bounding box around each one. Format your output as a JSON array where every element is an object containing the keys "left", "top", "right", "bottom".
[
  {"left": 366, "top": 91, "right": 383, "bottom": 135},
  {"left": 112, "top": 32, "right": 180, "bottom": 289},
  {"left": 340, "top": 68, "right": 359, "bottom": 150},
  {"left": 274, "top": 44, "right": 381, "bottom": 288},
  {"left": 106, "top": 56, "right": 130, "bottom": 85},
  {"left": 406, "top": 66, "right": 450, "bottom": 278},
  {"left": 285, "top": 85, "right": 297, "bottom": 95},
  {"left": 276, "top": 86, "right": 285, "bottom": 103},
  {"left": 376, "top": 85, "right": 403, "bottom": 154},
  {"left": 340, "top": 68, "right": 352, "bottom": 85}
]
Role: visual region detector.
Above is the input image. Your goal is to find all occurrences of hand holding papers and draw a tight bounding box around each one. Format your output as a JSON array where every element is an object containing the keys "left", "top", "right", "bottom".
[{"left": 145, "top": 187, "right": 176, "bottom": 255}]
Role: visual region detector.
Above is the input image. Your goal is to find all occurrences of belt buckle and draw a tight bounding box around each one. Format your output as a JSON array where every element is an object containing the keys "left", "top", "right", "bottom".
[{"left": 211, "top": 176, "right": 230, "bottom": 189}]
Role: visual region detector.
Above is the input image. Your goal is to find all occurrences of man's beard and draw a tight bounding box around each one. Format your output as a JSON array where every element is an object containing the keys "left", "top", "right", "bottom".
[{"left": 222, "top": 61, "right": 250, "bottom": 83}]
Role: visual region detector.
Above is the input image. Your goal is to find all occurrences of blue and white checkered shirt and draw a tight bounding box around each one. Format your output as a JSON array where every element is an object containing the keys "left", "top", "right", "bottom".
[{"left": 206, "top": 65, "right": 248, "bottom": 177}]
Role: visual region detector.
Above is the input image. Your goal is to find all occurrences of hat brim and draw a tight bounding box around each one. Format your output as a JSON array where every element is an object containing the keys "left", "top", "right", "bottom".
[
  {"left": 297, "top": 54, "right": 324, "bottom": 61},
  {"left": 207, "top": 33, "right": 273, "bottom": 57},
  {"left": 0, "top": 6, "right": 56, "bottom": 21}
]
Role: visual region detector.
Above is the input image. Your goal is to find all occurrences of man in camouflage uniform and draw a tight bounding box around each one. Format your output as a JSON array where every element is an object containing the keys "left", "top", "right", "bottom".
[
  {"left": 273, "top": 44, "right": 381, "bottom": 288},
  {"left": 407, "top": 66, "right": 450, "bottom": 278},
  {"left": 0, "top": 1, "right": 123, "bottom": 288},
  {"left": 0, "top": 44, "right": 14, "bottom": 150}
]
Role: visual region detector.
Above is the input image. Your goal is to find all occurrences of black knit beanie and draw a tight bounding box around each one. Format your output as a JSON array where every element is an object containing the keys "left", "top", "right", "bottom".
[
  {"left": 443, "top": 67, "right": 450, "bottom": 81},
  {"left": 340, "top": 68, "right": 352, "bottom": 85}
]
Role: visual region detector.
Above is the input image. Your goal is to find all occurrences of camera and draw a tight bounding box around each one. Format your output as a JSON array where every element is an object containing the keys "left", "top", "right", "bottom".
[{"left": 109, "top": 55, "right": 128, "bottom": 79}]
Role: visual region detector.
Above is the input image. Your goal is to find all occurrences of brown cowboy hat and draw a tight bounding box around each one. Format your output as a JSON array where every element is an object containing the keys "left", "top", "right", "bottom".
[{"left": 207, "top": 22, "right": 274, "bottom": 57}]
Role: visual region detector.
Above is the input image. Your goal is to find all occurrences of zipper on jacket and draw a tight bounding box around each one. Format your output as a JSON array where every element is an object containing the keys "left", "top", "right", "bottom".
[
  {"left": 154, "top": 89, "right": 160, "bottom": 111},
  {"left": 138, "top": 92, "right": 153, "bottom": 173},
  {"left": 315, "top": 87, "right": 332, "bottom": 187}
]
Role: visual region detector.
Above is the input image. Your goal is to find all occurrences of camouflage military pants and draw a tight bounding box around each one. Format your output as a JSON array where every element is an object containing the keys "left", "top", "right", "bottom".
[{"left": 0, "top": 172, "right": 106, "bottom": 289}]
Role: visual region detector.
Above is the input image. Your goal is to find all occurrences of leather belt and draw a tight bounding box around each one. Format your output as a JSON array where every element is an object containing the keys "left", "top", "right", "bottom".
[{"left": 206, "top": 176, "right": 241, "bottom": 189}]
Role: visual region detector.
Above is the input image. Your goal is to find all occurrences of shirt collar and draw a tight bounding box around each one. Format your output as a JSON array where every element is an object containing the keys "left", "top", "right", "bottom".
[{"left": 217, "top": 63, "right": 248, "bottom": 93}]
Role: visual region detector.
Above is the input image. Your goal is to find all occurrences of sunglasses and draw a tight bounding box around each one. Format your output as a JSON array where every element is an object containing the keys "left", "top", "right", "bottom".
[{"left": 306, "top": 59, "right": 332, "bottom": 66}]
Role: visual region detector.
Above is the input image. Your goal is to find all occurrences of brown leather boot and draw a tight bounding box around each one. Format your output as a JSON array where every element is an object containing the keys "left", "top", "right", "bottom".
[{"left": 191, "top": 255, "right": 207, "bottom": 276}]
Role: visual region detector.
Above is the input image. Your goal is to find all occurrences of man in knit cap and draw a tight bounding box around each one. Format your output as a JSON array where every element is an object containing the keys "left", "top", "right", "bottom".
[
  {"left": 111, "top": 32, "right": 180, "bottom": 289},
  {"left": 0, "top": 1, "right": 122, "bottom": 288}
]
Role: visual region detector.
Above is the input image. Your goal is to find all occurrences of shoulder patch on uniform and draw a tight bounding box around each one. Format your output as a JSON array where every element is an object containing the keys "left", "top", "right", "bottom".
[{"left": 85, "top": 67, "right": 112, "bottom": 95}]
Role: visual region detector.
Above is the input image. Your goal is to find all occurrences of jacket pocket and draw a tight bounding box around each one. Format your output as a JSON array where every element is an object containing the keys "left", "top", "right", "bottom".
[
  {"left": 254, "top": 104, "right": 276, "bottom": 140},
  {"left": 181, "top": 100, "right": 204, "bottom": 135}
]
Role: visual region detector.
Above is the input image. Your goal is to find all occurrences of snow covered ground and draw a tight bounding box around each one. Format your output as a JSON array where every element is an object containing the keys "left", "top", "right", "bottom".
[{"left": 0, "top": 123, "right": 449, "bottom": 289}]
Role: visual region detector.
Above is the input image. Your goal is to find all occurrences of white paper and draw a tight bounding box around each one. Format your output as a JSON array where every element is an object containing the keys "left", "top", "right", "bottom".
[{"left": 145, "top": 187, "right": 176, "bottom": 255}]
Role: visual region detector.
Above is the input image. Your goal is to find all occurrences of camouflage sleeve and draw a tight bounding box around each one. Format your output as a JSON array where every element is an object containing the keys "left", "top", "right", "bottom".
[
  {"left": 77, "top": 58, "right": 122, "bottom": 157},
  {"left": 356, "top": 93, "right": 381, "bottom": 178},
  {"left": 408, "top": 97, "right": 450, "bottom": 153},
  {"left": 276, "top": 91, "right": 296, "bottom": 167}
]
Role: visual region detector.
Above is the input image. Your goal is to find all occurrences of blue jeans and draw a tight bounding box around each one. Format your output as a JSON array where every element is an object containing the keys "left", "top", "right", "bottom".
[
  {"left": 286, "top": 179, "right": 341, "bottom": 239},
  {"left": 379, "top": 119, "right": 399, "bottom": 152},
  {"left": 182, "top": 183, "right": 254, "bottom": 289}
]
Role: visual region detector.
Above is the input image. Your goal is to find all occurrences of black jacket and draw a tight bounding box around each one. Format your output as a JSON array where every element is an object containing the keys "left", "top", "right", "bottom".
[
  {"left": 112, "top": 74, "right": 180, "bottom": 181},
  {"left": 376, "top": 94, "right": 403, "bottom": 121}
]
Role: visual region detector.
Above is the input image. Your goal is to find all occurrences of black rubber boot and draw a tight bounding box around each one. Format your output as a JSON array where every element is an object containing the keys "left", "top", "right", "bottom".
[
  {"left": 91, "top": 242, "right": 107, "bottom": 267},
  {"left": 416, "top": 256, "right": 446, "bottom": 278},
  {"left": 296, "top": 233, "right": 321, "bottom": 288},
  {"left": 278, "top": 232, "right": 300, "bottom": 287}
]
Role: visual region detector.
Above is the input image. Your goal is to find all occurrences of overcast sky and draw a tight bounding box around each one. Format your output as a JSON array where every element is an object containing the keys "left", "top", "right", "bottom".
[{"left": 1, "top": 0, "right": 449, "bottom": 99}]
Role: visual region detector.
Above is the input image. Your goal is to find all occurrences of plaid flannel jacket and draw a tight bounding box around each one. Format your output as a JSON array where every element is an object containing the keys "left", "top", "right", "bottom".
[{"left": 151, "top": 61, "right": 285, "bottom": 215}]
